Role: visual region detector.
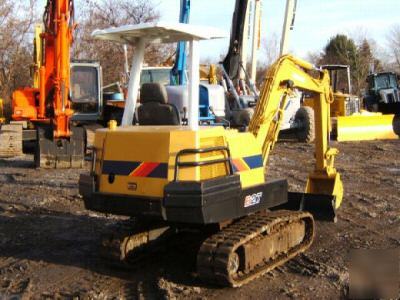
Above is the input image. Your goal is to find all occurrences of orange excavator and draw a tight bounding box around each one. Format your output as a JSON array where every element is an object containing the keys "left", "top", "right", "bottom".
[{"left": 10, "top": 0, "right": 85, "bottom": 168}]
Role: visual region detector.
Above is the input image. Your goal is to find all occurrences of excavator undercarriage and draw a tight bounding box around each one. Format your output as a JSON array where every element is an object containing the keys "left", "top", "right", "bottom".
[{"left": 96, "top": 210, "right": 314, "bottom": 288}]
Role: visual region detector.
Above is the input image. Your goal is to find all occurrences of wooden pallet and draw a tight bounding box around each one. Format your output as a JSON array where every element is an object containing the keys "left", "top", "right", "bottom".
[{"left": 0, "top": 124, "right": 23, "bottom": 157}]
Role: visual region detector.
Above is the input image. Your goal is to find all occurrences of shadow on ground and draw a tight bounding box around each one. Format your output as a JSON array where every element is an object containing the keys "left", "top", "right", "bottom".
[{"left": 0, "top": 203, "right": 213, "bottom": 297}]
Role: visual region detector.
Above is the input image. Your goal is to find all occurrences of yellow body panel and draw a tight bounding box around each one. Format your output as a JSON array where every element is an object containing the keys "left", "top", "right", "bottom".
[
  {"left": 330, "top": 93, "right": 347, "bottom": 117},
  {"left": 91, "top": 55, "right": 344, "bottom": 216},
  {"left": 224, "top": 130, "right": 265, "bottom": 188},
  {"left": 97, "top": 127, "right": 172, "bottom": 198},
  {"left": 94, "top": 126, "right": 264, "bottom": 198}
]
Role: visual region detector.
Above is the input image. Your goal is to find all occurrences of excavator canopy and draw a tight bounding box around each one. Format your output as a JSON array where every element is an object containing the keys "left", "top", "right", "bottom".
[
  {"left": 92, "top": 22, "right": 226, "bottom": 44},
  {"left": 92, "top": 22, "right": 227, "bottom": 128}
]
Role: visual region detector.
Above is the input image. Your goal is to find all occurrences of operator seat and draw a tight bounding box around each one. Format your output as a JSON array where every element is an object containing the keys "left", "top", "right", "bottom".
[{"left": 138, "top": 83, "right": 180, "bottom": 125}]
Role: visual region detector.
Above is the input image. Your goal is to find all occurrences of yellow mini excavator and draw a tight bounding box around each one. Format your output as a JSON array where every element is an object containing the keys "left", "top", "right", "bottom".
[{"left": 79, "top": 23, "right": 343, "bottom": 287}]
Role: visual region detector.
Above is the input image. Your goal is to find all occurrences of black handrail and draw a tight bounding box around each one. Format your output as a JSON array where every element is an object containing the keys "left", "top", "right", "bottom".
[{"left": 173, "top": 146, "right": 233, "bottom": 181}]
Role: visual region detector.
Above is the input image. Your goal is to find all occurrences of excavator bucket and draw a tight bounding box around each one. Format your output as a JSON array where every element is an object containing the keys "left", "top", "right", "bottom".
[
  {"left": 35, "top": 126, "right": 85, "bottom": 169},
  {"left": 278, "top": 173, "right": 343, "bottom": 222},
  {"left": 286, "top": 192, "right": 337, "bottom": 222},
  {"left": 336, "top": 114, "right": 400, "bottom": 142}
]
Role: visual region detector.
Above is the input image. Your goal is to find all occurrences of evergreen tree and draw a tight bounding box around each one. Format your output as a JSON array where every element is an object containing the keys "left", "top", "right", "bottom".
[
  {"left": 319, "top": 35, "right": 381, "bottom": 95},
  {"left": 321, "top": 34, "right": 358, "bottom": 68}
]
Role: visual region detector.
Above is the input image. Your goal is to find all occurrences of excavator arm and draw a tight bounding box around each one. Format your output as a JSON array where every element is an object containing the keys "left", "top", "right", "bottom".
[
  {"left": 249, "top": 55, "right": 343, "bottom": 212},
  {"left": 222, "top": 0, "right": 249, "bottom": 81},
  {"left": 41, "top": 0, "right": 75, "bottom": 138}
]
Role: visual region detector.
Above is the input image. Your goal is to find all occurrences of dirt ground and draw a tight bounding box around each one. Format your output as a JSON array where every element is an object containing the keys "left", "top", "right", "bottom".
[{"left": 0, "top": 140, "right": 399, "bottom": 299}]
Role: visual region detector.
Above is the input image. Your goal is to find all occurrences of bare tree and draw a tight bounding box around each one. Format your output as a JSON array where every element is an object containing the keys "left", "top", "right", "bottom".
[
  {"left": 306, "top": 51, "right": 322, "bottom": 65},
  {"left": 346, "top": 31, "right": 384, "bottom": 93},
  {"left": 317, "top": 34, "right": 384, "bottom": 95},
  {"left": 0, "top": 0, "right": 38, "bottom": 117},
  {"left": 255, "top": 32, "right": 280, "bottom": 86},
  {"left": 74, "top": 0, "right": 173, "bottom": 86},
  {"left": 353, "top": 39, "right": 382, "bottom": 94},
  {"left": 387, "top": 24, "right": 400, "bottom": 72},
  {"left": 261, "top": 32, "right": 280, "bottom": 67}
]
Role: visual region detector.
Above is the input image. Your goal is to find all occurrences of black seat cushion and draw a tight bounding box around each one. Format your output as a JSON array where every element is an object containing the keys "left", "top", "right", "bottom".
[
  {"left": 138, "top": 103, "right": 180, "bottom": 125},
  {"left": 141, "top": 83, "right": 168, "bottom": 104},
  {"left": 138, "top": 83, "right": 180, "bottom": 125}
]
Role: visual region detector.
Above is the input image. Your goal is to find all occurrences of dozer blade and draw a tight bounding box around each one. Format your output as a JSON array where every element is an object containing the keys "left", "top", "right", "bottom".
[
  {"left": 336, "top": 114, "right": 399, "bottom": 142},
  {"left": 0, "top": 124, "right": 23, "bottom": 158}
]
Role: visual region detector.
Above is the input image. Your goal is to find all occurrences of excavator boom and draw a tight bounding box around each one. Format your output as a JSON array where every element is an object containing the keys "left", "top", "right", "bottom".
[
  {"left": 249, "top": 55, "right": 343, "bottom": 213},
  {"left": 41, "top": 0, "right": 75, "bottom": 138},
  {"left": 222, "top": 0, "right": 250, "bottom": 81}
]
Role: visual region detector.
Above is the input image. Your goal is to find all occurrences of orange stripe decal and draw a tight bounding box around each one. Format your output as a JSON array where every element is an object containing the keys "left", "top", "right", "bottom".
[
  {"left": 130, "top": 162, "right": 160, "bottom": 177},
  {"left": 232, "top": 158, "right": 249, "bottom": 172}
]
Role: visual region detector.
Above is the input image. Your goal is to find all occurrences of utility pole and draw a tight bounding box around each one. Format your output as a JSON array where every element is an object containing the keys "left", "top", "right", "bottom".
[
  {"left": 280, "top": 0, "right": 297, "bottom": 55},
  {"left": 250, "top": 0, "right": 261, "bottom": 83},
  {"left": 239, "top": 1, "right": 251, "bottom": 80}
]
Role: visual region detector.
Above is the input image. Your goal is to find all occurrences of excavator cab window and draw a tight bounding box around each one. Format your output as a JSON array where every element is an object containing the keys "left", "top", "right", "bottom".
[
  {"left": 374, "top": 74, "right": 398, "bottom": 91},
  {"left": 70, "top": 64, "right": 101, "bottom": 114},
  {"left": 140, "top": 68, "right": 171, "bottom": 86},
  {"left": 388, "top": 74, "right": 398, "bottom": 89}
]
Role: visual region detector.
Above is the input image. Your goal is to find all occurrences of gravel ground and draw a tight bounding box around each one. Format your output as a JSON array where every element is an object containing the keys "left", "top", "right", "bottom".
[{"left": 0, "top": 140, "right": 399, "bottom": 299}]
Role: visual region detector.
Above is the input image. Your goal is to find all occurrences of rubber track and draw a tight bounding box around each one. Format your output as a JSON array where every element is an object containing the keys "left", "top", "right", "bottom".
[
  {"left": 197, "top": 210, "right": 314, "bottom": 287},
  {"left": 100, "top": 221, "right": 172, "bottom": 269}
]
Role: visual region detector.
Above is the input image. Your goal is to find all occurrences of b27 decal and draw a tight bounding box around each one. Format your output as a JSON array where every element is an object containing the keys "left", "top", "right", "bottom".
[{"left": 244, "top": 192, "right": 263, "bottom": 208}]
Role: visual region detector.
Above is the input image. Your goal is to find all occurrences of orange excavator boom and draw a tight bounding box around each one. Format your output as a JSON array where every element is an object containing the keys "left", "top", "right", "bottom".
[{"left": 40, "top": 0, "right": 75, "bottom": 138}]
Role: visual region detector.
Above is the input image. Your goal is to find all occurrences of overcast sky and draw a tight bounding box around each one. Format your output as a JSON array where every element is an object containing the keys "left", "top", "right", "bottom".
[{"left": 154, "top": 0, "right": 399, "bottom": 61}]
